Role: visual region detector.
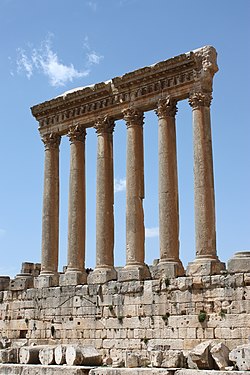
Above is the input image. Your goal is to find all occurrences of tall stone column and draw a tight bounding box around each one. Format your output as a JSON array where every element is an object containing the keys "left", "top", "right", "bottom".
[
  {"left": 60, "top": 124, "right": 87, "bottom": 286},
  {"left": 118, "top": 108, "right": 150, "bottom": 281},
  {"left": 38, "top": 133, "right": 61, "bottom": 287},
  {"left": 187, "top": 91, "right": 225, "bottom": 275},
  {"left": 88, "top": 116, "right": 117, "bottom": 284},
  {"left": 155, "top": 97, "right": 184, "bottom": 277}
]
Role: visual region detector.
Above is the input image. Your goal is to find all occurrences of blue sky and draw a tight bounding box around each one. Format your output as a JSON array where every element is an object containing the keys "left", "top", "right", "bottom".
[{"left": 0, "top": 0, "right": 249, "bottom": 277}]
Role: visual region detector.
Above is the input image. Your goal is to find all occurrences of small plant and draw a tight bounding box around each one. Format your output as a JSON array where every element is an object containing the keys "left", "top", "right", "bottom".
[
  {"left": 117, "top": 316, "right": 123, "bottom": 323},
  {"left": 142, "top": 337, "right": 149, "bottom": 344},
  {"left": 219, "top": 309, "right": 227, "bottom": 319},
  {"left": 162, "top": 312, "right": 170, "bottom": 324},
  {"left": 25, "top": 318, "right": 29, "bottom": 324},
  {"left": 164, "top": 278, "right": 170, "bottom": 288},
  {"left": 198, "top": 310, "right": 207, "bottom": 323},
  {"left": 108, "top": 305, "right": 114, "bottom": 311}
]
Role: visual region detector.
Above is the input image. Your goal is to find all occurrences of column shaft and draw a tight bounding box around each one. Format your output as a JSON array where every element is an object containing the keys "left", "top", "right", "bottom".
[
  {"left": 41, "top": 133, "right": 61, "bottom": 275},
  {"left": 156, "top": 98, "right": 184, "bottom": 276},
  {"left": 124, "top": 109, "right": 145, "bottom": 266},
  {"left": 67, "top": 126, "right": 86, "bottom": 273},
  {"left": 95, "top": 117, "right": 115, "bottom": 269}
]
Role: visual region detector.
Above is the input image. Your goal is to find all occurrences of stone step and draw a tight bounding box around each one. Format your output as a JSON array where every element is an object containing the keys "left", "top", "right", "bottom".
[{"left": 0, "top": 364, "right": 93, "bottom": 375}]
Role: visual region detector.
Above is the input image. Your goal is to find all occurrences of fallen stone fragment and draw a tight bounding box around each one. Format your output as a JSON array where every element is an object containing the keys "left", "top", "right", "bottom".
[
  {"left": 210, "top": 342, "right": 230, "bottom": 370},
  {"left": 161, "top": 350, "right": 186, "bottom": 368},
  {"left": 188, "top": 340, "right": 215, "bottom": 369},
  {"left": 39, "top": 346, "right": 56, "bottom": 365},
  {"left": 229, "top": 344, "right": 250, "bottom": 370},
  {"left": 150, "top": 350, "right": 163, "bottom": 367},
  {"left": 55, "top": 345, "right": 67, "bottom": 365},
  {"left": 125, "top": 352, "right": 140, "bottom": 368},
  {"left": 0, "top": 348, "right": 18, "bottom": 363},
  {"left": 66, "top": 345, "right": 102, "bottom": 366},
  {"left": 19, "top": 345, "right": 46, "bottom": 364}
]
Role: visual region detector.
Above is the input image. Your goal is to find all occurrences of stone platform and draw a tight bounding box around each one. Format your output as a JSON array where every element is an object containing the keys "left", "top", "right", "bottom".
[{"left": 0, "top": 364, "right": 93, "bottom": 375}]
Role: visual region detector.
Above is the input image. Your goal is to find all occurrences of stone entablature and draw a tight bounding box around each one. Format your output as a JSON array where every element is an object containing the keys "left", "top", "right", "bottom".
[{"left": 31, "top": 46, "right": 217, "bottom": 136}]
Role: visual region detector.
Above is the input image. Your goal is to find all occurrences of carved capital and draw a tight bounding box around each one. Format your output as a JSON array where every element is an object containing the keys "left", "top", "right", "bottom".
[
  {"left": 155, "top": 96, "right": 177, "bottom": 119},
  {"left": 68, "top": 124, "right": 86, "bottom": 143},
  {"left": 188, "top": 92, "right": 212, "bottom": 109},
  {"left": 41, "top": 133, "right": 61, "bottom": 150},
  {"left": 122, "top": 108, "right": 144, "bottom": 128},
  {"left": 94, "top": 115, "right": 115, "bottom": 135}
]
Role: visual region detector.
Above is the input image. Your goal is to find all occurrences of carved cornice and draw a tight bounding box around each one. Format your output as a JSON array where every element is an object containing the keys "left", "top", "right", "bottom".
[
  {"left": 155, "top": 96, "right": 177, "bottom": 119},
  {"left": 188, "top": 92, "right": 212, "bottom": 109},
  {"left": 122, "top": 108, "right": 144, "bottom": 128},
  {"left": 41, "top": 133, "right": 61, "bottom": 150},
  {"left": 94, "top": 116, "right": 115, "bottom": 135},
  {"left": 31, "top": 46, "right": 218, "bottom": 134},
  {"left": 68, "top": 124, "right": 86, "bottom": 143}
]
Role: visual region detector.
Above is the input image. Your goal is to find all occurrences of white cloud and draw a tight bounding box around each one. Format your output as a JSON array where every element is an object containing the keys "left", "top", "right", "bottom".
[
  {"left": 0, "top": 229, "right": 6, "bottom": 238},
  {"left": 87, "top": 51, "right": 103, "bottom": 65},
  {"left": 145, "top": 227, "right": 159, "bottom": 238},
  {"left": 87, "top": 1, "right": 97, "bottom": 11},
  {"left": 15, "top": 34, "right": 103, "bottom": 87},
  {"left": 114, "top": 178, "right": 126, "bottom": 193}
]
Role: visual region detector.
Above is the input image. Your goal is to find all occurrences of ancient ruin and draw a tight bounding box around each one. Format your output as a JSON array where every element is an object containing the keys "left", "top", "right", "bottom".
[{"left": 0, "top": 46, "right": 250, "bottom": 374}]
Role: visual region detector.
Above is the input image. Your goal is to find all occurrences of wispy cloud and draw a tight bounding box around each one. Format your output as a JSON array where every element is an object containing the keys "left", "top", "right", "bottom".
[
  {"left": 15, "top": 34, "right": 103, "bottom": 87},
  {"left": 0, "top": 229, "right": 6, "bottom": 239},
  {"left": 86, "top": 1, "right": 97, "bottom": 11},
  {"left": 114, "top": 178, "right": 126, "bottom": 193},
  {"left": 145, "top": 227, "right": 159, "bottom": 238}
]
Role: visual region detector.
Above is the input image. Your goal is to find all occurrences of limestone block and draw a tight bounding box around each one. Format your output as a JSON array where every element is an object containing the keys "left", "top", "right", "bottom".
[
  {"left": 188, "top": 340, "right": 215, "bottom": 369},
  {"left": 210, "top": 342, "right": 230, "bottom": 370},
  {"left": 39, "top": 346, "right": 56, "bottom": 365},
  {"left": 150, "top": 350, "right": 163, "bottom": 367},
  {"left": 228, "top": 252, "right": 250, "bottom": 273},
  {"left": 88, "top": 268, "right": 117, "bottom": 284},
  {"left": 118, "top": 266, "right": 151, "bottom": 282},
  {"left": 0, "top": 348, "right": 18, "bottom": 363},
  {"left": 161, "top": 350, "right": 186, "bottom": 368},
  {"left": 0, "top": 277, "right": 10, "bottom": 291},
  {"left": 66, "top": 345, "right": 102, "bottom": 366},
  {"left": 187, "top": 259, "right": 225, "bottom": 276},
  {"left": 125, "top": 352, "right": 140, "bottom": 368},
  {"left": 34, "top": 274, "right": 59, "bottom": 288},
  {"left": 19, "top": 345, "right": 47, "bottom": 364},
  {"left": 9, "top": 276, "right": 33, "bottom": 291},
  {"left": 229, "top": 343, "right": 250, "bottom": 370}
]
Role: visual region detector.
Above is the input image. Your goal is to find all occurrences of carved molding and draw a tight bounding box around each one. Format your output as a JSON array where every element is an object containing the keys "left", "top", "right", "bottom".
[
  {"left": 41, "top": 133, "right": 61, "bottom": 150},
  {"left": 188, "top": 92, "right": 212, "bottom": 109},
  {"left": 68, "top": 124, "right": 86, "bottom": 143},
  {"left": 155, "top": 96, "right": 177, "bottom": 119},
  {"left": 94, "top": 116, "right": 115, "bottom": 135},
  {"left": 122, "top": 108, "right": 144, "bottom": 128}
]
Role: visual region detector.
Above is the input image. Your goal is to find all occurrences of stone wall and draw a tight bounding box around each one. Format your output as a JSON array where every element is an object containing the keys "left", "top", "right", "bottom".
[{"left": 0, "top": 272, "right": 249, "bottom": 362}]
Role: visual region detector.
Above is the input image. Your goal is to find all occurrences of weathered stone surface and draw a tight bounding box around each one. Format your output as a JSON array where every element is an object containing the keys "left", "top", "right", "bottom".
[
  {"left": 228, "top": 252, "right": 250, "bottom": 273},
  {"left": 188, "top": 341, "right": 214, "bottom": 369},
  {"left": 19, "top": 346, "right": 46, "bottom": 364},
  {"left": 210, "top": 342, "right": 230, "bottom": 370},
  {"left": 55, "top": 345, "right": 67, "bottom": 365},
  {"left": 90, "top": 369, "right": 174, "bottom": 375},
  {"left": 39, "top": 346, "right": 56, "bottom": 365},
  {"left": 66, "top": 345, "right": 102, "bottom": 366},
  {"left": 161, "top": 350, "right": 186, "bottom": 368},
  {"left": 0, "top": 364, "right": 92, "bottom": 374},
  {"left": 0, "top": 348, "right": 18, "bottom": 363},
  {"left": 176, "top": 370, "right": 249, "bottom": 375},
  {"left": 0, "top": 276, "right": 10, "bottom": 291},
  {"left": 229, "top": 343, "right": 250, "bottom": 370}
]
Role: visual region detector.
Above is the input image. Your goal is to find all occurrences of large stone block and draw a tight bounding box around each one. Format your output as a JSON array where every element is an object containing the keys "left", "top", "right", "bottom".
[
  {"left": 187, "top": 258, "right": 225, "bottom": 276},
  {"left": 88, "top": 268, "right": 117, "bottom": 284},
  {"left": 229, "top": 343, "right": 250, "bottom": 370},
  {"left": 228, "top": 252, "right": 250, "bottom": 274}
]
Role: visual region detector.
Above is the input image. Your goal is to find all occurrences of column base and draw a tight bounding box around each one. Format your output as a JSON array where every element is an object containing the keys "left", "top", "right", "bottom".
[
  {"left": 118, "top": 264, "right": 151, "bottom": 282},
  {"left": 87, "top": 267, "right": 117, "bottom": 284},
  {"left": 9, "top": 274, "right": 34, "bottom": 291},
  {"left": 34, "top": 273, "right": 59, "bottom": 288},
  {"left": 59, "top": 270, "right": 87, "bottom": 286},
  {"left": 186, "top": 257, "right": 225, "bottom": 276},
  {"left": 156, "top": 260, "right": 185, "bottom": 279},
  {"left": 227, "top": 251, "right": 250, "bottom": 273}
]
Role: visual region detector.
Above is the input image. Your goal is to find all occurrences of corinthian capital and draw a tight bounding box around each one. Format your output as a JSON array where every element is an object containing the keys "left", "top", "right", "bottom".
[
  {"left": 41, "top": 133, "right": 61, "bottom": 150},
  {"left": 122, "top": 108, "right": 144, "bottom": 128},
  {"left": 94, "top": 115, "right": 115, "bottom": 135},
  {"left": 155, "top": 96, "right": 177, "bottom": 119},
  {"left": 68, "top": 124, "right": 86, "bottom": 143},
  {"left": 188, "top": 92, "right": 212, "bottom": 109}
]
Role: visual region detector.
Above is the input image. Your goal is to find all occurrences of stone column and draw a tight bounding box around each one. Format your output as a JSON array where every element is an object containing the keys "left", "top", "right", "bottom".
[
  {"left": 60, "top": 124, "right": 87, "bottom": 286},
  {"left": 38, "top": 133, "right": 61, "bottom": 287},
  {"left": 118, "top": 108, "right": 150, "bottom": 281},
  {"left": 187, "top": 91, "right": 225, "bottom": 275},
  {"left": 88, "top": 116, "right": 117, "bottom": 284},
  {"left": 155, "top": 97, "right": 184, "bottom": 277}
]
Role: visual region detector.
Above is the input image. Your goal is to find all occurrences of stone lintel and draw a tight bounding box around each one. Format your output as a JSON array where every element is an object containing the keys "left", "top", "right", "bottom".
[
  {"left": 186, "top": 258, "right": 225, "bottom": 276},
  {"left": 118, "top": 265, "right": 151, "bottom": 282},
  {"left": 31, "top": 46, "right": 218, "bottom": 136},
  {"left": 59, "top": 270, "right": 87, "bottom": 286},
  {"left": 156, "top": 261, "right": 185, "bottom": 278},
  {"left": 87, "top": 268, "right": 117, "bottom": 284},
  {"left": 34, "top": 273, "right": 59, "bottom": 288},
  {"left": 227, "top": 251, "right": 250, "bottom": 273}
]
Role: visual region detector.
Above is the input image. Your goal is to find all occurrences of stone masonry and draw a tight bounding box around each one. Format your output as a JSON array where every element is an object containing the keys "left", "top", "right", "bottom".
[{"left": 0, "top": 46, "right": 250, "bottom": 373}]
